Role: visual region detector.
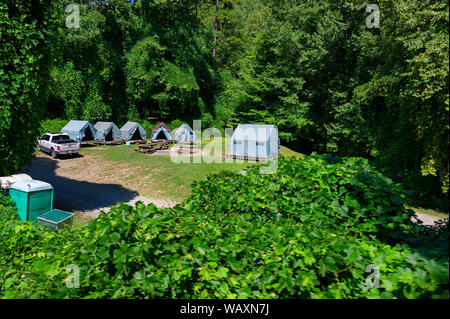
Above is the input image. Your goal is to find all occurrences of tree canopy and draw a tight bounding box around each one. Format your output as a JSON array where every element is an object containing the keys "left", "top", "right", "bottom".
[{"left": 1, "top": 0, "right": 448, "bottom": 203}]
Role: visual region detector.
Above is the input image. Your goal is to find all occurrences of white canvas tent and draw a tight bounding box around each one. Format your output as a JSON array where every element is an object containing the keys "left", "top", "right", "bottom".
[
  {"left": 120, "top": 122, "right": 147, "bottom": 141},
  {"left": 150, "top": 122, "right": 172, "bottom": 141},
  {"left": 94, "top": 122, "right": 121, "bottom": 142},
  {"left": 174, "top": 124, "right": 196, "bottom": 144},
  {"left": 61, "top": 120, "right": 98, "bottom": 143},
  {"left": 230, "top": 124, "right": 280, "bottom": 159}
]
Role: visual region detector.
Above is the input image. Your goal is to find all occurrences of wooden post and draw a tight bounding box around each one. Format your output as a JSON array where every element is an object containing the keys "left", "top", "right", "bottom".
[{"left": 126, "top": 141, "right": 131, "bottom": 155}]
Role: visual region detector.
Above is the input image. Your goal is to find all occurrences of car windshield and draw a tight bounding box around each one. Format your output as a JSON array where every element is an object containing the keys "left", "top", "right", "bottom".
[{"left": 52, "top": 135, "right": 71, "bottom": 141}]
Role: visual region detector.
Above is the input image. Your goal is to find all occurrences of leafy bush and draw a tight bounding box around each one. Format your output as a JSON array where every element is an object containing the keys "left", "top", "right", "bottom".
[
  {"left": 0, "top": 157, "right": 448, "bottom": 299},
  {"left": 39, "top": 118, "right": 68, "bottom": 136},
  {"left": 0, "top": 193, "right": 79, "bottom": 298},
  {"left": 0, "top": 1, "right": 55, "bottom": 175},
  {"left": 0, "top": 192, "right": 17, "bottom": 223}
]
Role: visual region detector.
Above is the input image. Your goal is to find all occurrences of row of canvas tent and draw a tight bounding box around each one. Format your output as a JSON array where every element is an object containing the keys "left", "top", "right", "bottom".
[
  {"left": 60, "top": 120, "right": 197, "bottom": 144},
  {"left": 61, "top": 120, "right": 146, "bottom": 143},
  {"left": 61, "top": 120, "right": 147, "bottom": 143},
  {"left": 61, "top": 120, "right": 280, "bottom": 159}
]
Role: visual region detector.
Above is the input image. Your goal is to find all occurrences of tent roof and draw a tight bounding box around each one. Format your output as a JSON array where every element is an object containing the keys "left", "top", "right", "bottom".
[
  {"left": 151, "top": 122, "right": 171, "bottom": 136},
  {"left": 62, "top": 120, "right": 93, "bottom": 132},
  {"left": 232, "top": 124, "right": 277, "bottom": 142},
  {"left": 236, "top": 124, "right": 276, "bottom": 130},
  {"left": 150, "top": 122, "right": 172, "bottom": 140},
  {"left": 176, "top": 124, "right": 193, "bottom": 132},
  {"left": 94, "top": 122, "right": 117, "bottom": 132},
  {"left": 174, "top": 124, "right": 196, "bottom": 143},
  {"left": 121, "top": 121, "right": 142, "bottom": 131},
  {"left": 119, "top": 121, "right": 146, "bottom": 140}
]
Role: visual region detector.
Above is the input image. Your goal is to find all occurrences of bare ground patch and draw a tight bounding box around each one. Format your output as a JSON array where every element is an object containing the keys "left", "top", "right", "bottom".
[{"left": 22, "top": 151, "right": 178, "bottom": 221}]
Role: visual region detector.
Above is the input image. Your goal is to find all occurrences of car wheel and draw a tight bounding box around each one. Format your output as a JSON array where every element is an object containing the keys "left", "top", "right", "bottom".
[{"left": 51, "top": 148, "right": 57, "bottom": 159}]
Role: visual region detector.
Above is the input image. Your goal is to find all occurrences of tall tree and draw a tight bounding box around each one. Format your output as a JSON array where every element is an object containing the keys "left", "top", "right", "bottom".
[{"left": 0, "top": 0, "right": 56, "bottom": 175}]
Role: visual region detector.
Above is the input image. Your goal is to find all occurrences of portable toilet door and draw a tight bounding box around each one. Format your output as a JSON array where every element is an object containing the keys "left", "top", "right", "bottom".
[{"left": 9, "top": 180, "right": 53, "bottom": 222}]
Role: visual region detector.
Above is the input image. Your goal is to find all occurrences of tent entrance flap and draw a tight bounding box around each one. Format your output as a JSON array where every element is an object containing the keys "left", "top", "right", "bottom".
[
  {"left": 105, "top": 129, "right": 113, "bottom": 141},
  {"left": 150, "top": 122, "right": 172, "bottom": 140},
  {"left": 83, "top": 126, "right": 94, "bottom": 142},
  {"left": 155, "top": 130, "right": 167, "bottom": 140},
  {"left": 131, "top": 129, "right": 143, "bottom": 140}
]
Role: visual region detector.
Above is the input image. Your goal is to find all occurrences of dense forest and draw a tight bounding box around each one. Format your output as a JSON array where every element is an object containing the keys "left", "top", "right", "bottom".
[
  {"left": 1, "top": 0, "right": 448, "bottom": 207},
  {"left": 0, "top": 0, "right": 449, "bottom": 300}
]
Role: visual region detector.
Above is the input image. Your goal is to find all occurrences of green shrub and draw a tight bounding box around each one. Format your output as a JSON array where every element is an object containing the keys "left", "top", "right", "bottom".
[
  {"left": 0, "top": 157, "right": 448, "bottom": 299},
  {"left": 168, "top": 119, "right": 184, "bottom": 132},
  {"left": 0, "top": 1, "right": 55, "bottom": 176},
  {"left": 0, "top": 192, "right": 17, "bottom": 223},
  {"left": 39, "top": 118, "right": 68, "bottom": 136},
  {"left": 0, "top": 193, "right": 79, "bottom": 298}
]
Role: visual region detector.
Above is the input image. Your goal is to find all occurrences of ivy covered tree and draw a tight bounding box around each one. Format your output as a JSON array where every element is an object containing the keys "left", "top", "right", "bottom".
[
  {"left": 0, "top": 0, "right": 56, "bottom": 175},
  {"left": 201, "top": 0, "right": 449, "bottom": 200},
  {"left": 347, "top": 0, "right": 449, "bottom": 195},
  {"left": 1, "top": 0, "right": 447, "bottom": 205}
]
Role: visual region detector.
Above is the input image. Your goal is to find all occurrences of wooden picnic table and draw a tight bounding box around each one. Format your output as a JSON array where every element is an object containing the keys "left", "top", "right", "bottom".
[{"left": 136, "top": 140, "right": 171, "bottom": 154}]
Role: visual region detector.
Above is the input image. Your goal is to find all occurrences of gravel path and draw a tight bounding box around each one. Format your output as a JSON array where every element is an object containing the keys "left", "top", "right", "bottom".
[
  {"left": 413, "top": 212, "right": 446, "bottom": 226},
  {"left": 78, "top": 195, "right": 177, "bottom": 219}
]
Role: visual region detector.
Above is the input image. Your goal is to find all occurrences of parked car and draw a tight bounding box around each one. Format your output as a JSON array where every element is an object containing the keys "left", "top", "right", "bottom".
[{"left": 37, "top": 133, "right": 81, "bottom": 158}]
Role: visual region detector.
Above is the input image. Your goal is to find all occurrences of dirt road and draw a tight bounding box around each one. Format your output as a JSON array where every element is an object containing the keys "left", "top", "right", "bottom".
[
  {"left": 413, "top": 212, "right": 446, "bottom": 226},
  {"left": 21, "top": 153, "right": 177, "bottom": 218}
]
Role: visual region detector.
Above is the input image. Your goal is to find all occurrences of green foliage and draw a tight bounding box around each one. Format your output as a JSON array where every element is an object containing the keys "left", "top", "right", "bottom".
[
  {"left": 48, "top": 0, "right": 216, "bottom": 125},
  {"left": 199, "top": 0, "right": 449, "bottom": 200},
  {"left": 1, "top": 157, "right": 448, "bottom": 299},
  {"left": 347, "top": 0, "right": 449, "bottom": 195},
  {"left": 125, "top": 36, "right": 166, "bottom": 119},
  {"left": 39, "top": 118, "right": 68, "bottom": 136},
  {"left": 82, "top": 85, "right": 111, "bottom": 123},
  {"left": 0, "top": 193, "right": 79, "bottom": 298},
  {"left": 0, "top": 0, "right": 56, "bottom": 175},
  {"left": 50, "top": 63, "right": 85, "bottom": 120},
  {"left": 0, "top": 192, "right": 17, "bottom": 223}
]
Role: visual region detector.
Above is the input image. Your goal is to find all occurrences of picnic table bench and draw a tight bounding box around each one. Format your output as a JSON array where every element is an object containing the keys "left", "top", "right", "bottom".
[
  {"left": 94, "top": 140, "right": 124, "bottom": 146},
  {"left": 136, "top": 140, "right": 171, "bottom": 154}
]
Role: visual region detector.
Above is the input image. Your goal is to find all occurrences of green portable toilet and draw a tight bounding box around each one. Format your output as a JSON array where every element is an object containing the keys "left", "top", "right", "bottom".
[{"left": 9, "top": 180, "right": 53, "bottom": 222}]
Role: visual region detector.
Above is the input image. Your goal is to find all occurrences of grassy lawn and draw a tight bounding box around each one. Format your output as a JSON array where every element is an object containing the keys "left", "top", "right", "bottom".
[
  {"left": 72, "top": 212, "right": 94, "bottom": 229},
  {"left": 80, "top": 142, "right": 249, "bottom": 202},
  {"left": 200, "top": 137, "right": 304, "bottom": 158},
  {"left": 78, "top": 139, "right": 303, "bottom": 202},
  {"left": 280, "top": 145, "right": 304, "bottom": 158}
]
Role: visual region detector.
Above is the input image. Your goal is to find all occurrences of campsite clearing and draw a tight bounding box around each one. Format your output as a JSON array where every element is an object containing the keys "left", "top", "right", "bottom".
[
  {"left": 22, "top": 141, "right": 443, "bottom": 227},
  {"left": 23, "top": 139, "right": 288, "bottom": 223}
]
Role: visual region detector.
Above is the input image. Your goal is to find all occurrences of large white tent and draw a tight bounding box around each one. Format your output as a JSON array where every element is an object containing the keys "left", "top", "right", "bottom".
[{"left": 230, "top": 124, "right": 280, "bottom": 159}]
